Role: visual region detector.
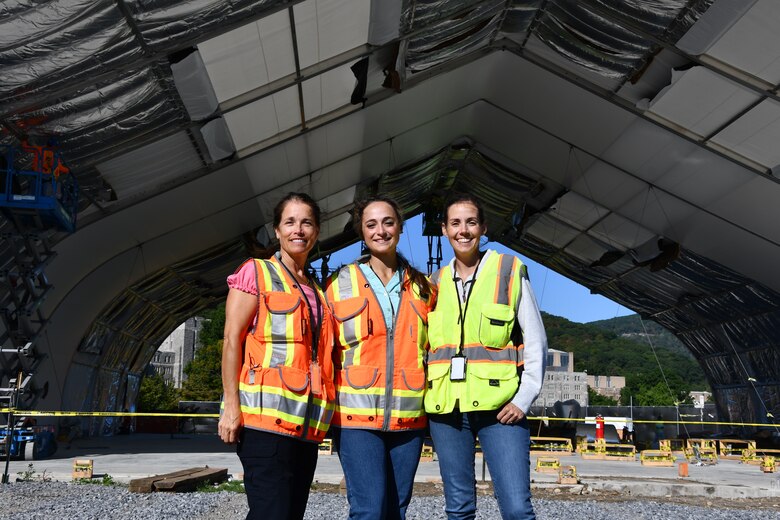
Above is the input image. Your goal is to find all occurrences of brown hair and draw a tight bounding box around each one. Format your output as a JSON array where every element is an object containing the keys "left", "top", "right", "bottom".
[
  {"left": 352, "top": 195, "right": 434, "bottom": 301},
  {"left": 273, "top": 192, "right": 321, "bottom": 229},
  {"left": 442, "top": 193, "right": 485, "bottom": 225}
]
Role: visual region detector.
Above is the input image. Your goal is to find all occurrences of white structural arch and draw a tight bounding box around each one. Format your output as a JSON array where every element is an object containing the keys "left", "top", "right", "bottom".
[{"left": 1, "top": 0, "right": 779, "bottom": 433}]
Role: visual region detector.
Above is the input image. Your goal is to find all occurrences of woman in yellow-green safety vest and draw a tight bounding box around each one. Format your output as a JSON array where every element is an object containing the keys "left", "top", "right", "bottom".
[{"left": 426, "top": 193, "right": 548, "bottom": 520}]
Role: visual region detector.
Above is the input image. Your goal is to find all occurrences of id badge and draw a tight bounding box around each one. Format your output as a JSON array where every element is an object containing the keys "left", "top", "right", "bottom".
[
  {"left": 310, "top": 361, "right": 322, "bottom": 396},
  {"left": 450, "top": 355, "right": 466, "bottom": 381}
]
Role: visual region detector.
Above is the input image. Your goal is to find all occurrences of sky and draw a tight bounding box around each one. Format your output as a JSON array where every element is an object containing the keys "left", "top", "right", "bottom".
[{"left": 311, "top": 214, "right": 634, "bottom": 324}]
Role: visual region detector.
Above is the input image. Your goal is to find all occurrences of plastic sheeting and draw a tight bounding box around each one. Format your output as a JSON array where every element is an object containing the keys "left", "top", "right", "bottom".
[
  {"left": 396, "top": 0, "right": 714, "bottom": 84},
  {"left": 70, "top": 239, "right": 247, "bottom": 430}
]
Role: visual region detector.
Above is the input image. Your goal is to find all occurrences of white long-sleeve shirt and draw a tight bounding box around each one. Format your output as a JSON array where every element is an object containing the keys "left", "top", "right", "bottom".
[{"left": 450, "top": 249, "right": 548, "bottom": 414}]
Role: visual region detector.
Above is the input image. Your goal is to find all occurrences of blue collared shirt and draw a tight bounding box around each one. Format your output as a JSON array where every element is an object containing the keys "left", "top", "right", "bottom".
[{"left": 359, "top": 262, "right": 402, "bottom": 331}]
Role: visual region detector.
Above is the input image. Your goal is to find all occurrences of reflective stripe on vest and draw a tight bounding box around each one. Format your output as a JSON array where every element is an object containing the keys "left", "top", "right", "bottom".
[
  {"left": 425, "top": 252, "right": 524, "bottom": 414},
  {"left": 327, "top": 263, "right": 429, "bottom": 431},
  {"left": 237, "top": 257, "right": 336, "bottom": 442}
]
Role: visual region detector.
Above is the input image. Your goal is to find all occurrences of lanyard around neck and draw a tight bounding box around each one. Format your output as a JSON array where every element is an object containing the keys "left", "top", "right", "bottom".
[
  {"left": 277, "top": 254, "right": 322, "bottom": 357},
  {"left": 453, "top": 255, "right": 481, "bottom": 355}
]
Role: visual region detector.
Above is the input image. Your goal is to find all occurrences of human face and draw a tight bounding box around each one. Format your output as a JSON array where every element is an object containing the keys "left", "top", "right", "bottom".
[
  {"left": 443, "top": 202, "right": 486, "bottom": 261},
  {"left": 361, "top": 201, "right": 401, "bottom": 258},
  {"left": 274, "top": 200, "right": 319, "bottom": 260}
]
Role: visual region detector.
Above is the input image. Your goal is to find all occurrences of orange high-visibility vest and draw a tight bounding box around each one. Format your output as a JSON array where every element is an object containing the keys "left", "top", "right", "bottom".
[
  {"left": 326, "top": 263, "right": 431, "bottom": 431},
  {"left": 237, "top": 256, "right": 336, "bottom": 443}
]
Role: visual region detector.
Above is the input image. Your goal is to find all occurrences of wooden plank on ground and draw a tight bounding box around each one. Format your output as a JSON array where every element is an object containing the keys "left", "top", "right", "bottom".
[
  {"left": 153, "top": 467, "right": 228, "bottom": 492},
  {"left": 129, "top": 467, "right": 216, "bottom": 493}
]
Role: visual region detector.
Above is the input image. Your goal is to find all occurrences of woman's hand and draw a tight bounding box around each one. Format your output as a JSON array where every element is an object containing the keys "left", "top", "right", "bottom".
[
  {"left": 497, "top": 402, "right": 525, "bottom": 425},
  {"left": 218, "top": 402, "right": 243, "bottom": 444}
]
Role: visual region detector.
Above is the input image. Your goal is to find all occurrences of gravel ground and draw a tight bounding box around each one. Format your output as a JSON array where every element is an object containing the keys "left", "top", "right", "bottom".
[{"left": 2, "top": 481, "right": 779, "bottom": 520}]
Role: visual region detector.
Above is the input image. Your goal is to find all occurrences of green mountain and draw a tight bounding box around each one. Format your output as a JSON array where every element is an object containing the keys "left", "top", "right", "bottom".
[
  {"left": 542, "top": 312, "right": 708, "bottom": 405},
  {"left": 588, "top": 314, "right": 691, "bottom": 358}
]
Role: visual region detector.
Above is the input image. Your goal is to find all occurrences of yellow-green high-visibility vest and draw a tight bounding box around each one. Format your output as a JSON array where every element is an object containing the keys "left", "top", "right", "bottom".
[{"left": 425, "top": 252, "right": 525, "bottom": 414}]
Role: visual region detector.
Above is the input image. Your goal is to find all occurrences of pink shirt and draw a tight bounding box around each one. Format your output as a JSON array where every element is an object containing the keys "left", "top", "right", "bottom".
[{"left": 227, "top": 260, "right": 321, "bottom": 327}]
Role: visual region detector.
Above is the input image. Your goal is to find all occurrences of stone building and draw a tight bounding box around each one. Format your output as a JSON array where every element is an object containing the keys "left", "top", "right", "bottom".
[{"left": 150, "top": 317, "right": 204, "bottom": 388}]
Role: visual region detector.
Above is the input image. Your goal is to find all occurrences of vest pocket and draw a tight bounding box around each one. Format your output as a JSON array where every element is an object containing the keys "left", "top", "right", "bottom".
[
  {"left": 262, "top": 292, "right": 304, "bottom": 342},
  {"left": 478, "top": 303, "right": 514, "bottom": 348},
  {"left": 278, "top": 366, "right": 309, "bottom": 393},
  {"left": 344, "top": 364, "right": 379, "bottom": 389},
  {"left": 424, "top": 363, "right": 453, "bottom": 414},
  {"left": 331, "top": 297, "right": 370, "bottom": 348},
  {"left": 465, "top": 363, "right": 518, "bottom": 410},
  {"left": 401, "top": 367, "right": 425, "bottom": 392}
]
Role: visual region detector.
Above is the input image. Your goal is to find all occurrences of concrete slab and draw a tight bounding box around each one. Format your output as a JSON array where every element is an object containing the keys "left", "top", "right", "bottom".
[{"left": 3, "top": 434, "right": 779, "bottom": 500}]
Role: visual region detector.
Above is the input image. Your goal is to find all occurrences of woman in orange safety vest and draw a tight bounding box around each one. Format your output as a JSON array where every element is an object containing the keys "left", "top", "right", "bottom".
[
  {"left": 219, "top": 192, "right": 336, "bottom": 520},
  {"left": 326, "top": 195, "right": 434, "bottom": 520}
]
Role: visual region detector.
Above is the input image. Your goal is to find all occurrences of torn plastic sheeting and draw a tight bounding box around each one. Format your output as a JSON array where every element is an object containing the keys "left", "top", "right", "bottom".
[
  {"left": 713, "top": 387, "right": 754, "bottom": 425},
  {"left": 406, "top": 4, "right": 504, "bottom": 72},
  {"left": 535, "top": 14, "right": 640, "bottom": 80},
  {"left": 406, "top": 0, "right": 505, "bottom": 52},
  {"left": 584, "top": 0, "right": 713, "bottom": 38},
  {"left": 676, "top": 328, "right": 721, "bottom": 357},
  {"left": 0, "top": 0, "right": 117, "bottom": 55},
  {"left": 0, "top": 8, "right": 140, "bottom": 113},
  {"left": 743, "top": 348, "right": 780, "bottom": 382},
  {"left": 701, "top": 355, "right": 743, "bottom": 386},
  {"left": 400, "top": 0, "right": 489, "bottom": 35},
  {"left": 126, "top": 0, "right": 288, "bottom": 51},
  {"left": 8, "top": 68, "right": 161, "bottom": 132},
  {"left": 58, "top": 94, "right": 185, "bottom": 150},
  {"left": 501, "top": 1, "right": 544, "bottom": 34},
  {"left": 368, "top": 0, "right": 403, "bottom": 45},
  {"left": 547, "top": 1, "right": 652, "bottom": 57},
  {"left": 662, "top": 251, "right": 749, "bottom": 295},
  {"left": 171, "top": 50, "right": 220, "bottom": 121},
  {"left": 12, "top": 70, "right": 172, "bottom": 140},
  {"left": 722, "top": 312, "right": 780, "bottom": 351}
]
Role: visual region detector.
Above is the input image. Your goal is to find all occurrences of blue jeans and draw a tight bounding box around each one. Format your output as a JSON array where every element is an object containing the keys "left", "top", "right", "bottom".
[
  {"left": 429, "top": 411, "right": 534, "bottom": 520},
  {"left": 333, "top": 427, "right": 424, "bottom": 520}
]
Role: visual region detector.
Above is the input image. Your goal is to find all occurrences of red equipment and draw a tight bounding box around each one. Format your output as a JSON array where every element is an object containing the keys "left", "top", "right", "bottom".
[{"left": 595, "top": 415, "right": 604, "bottom": 440}]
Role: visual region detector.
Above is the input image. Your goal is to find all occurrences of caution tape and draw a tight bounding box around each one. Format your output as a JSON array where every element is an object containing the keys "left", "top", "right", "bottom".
[
  {"left": 0, "top": 409, "right": 219, "bottom": 418},
  {"left": 528, "top": 416, "right": 778, "bottom": 428},
  {"left": 0, "top": 409, "right": 776, "bottom": 427}
]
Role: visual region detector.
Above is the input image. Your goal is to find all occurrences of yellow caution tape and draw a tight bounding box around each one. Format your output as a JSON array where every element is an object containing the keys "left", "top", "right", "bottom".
[
  {"left": 0, "top": 410, "right": 776, "bottom": 428},
  {"left": 0, "top": 409, "right": 219, "bottom": 418}
]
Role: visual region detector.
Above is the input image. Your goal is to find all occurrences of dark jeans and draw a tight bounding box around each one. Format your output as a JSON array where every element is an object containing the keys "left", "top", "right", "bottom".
[{"left": 237, "top": 427, "right": 319, "bottom": 520}]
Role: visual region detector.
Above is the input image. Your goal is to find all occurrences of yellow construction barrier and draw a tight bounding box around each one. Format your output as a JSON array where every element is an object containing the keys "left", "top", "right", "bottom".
[
  {"left": 685, "top": 439, "right": 718, "bottom": 464},
  {"left": 420, "top": 444, "right": 434, "bottom": 462},
  {"left": 535, "top": 457, "right": 561, "bottom": 473},
  {"left": 577, "top": 438, "right": 634, "bottom": 461},
  {"left": 718, "top": 439, "right": 753, "bottom": 460},
  {"left": 640, "top": 449, "right": 676, "bottom": 466},
  {"left": 530, "top": 436, "right": 573, "bottom": 455},
  {"left": 661, "top": 439, "right": 687, "bottom": 455},
  {"left": 318, "top": 438, "right": 333, "bottom": 455},
  {"left": 742, "top": 447, "right": 780, "bottom": 465},
  {"left": 557, "top": 465, "right": 578, "bottom": 484}
]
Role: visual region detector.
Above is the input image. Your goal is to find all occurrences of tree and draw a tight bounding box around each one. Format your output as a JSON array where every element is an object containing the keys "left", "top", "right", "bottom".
[
  {"left": 588, "top": 387, "right": 618, "bottom": 406},
  {"left": 137, "top": 372, "right": 180, "bottom": 411},
  {"left": 180, "top": 340, "right": 224, "bottom": 401},
  {"left": 198, "top": 304, "right": 226, "bottom": 348}
]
